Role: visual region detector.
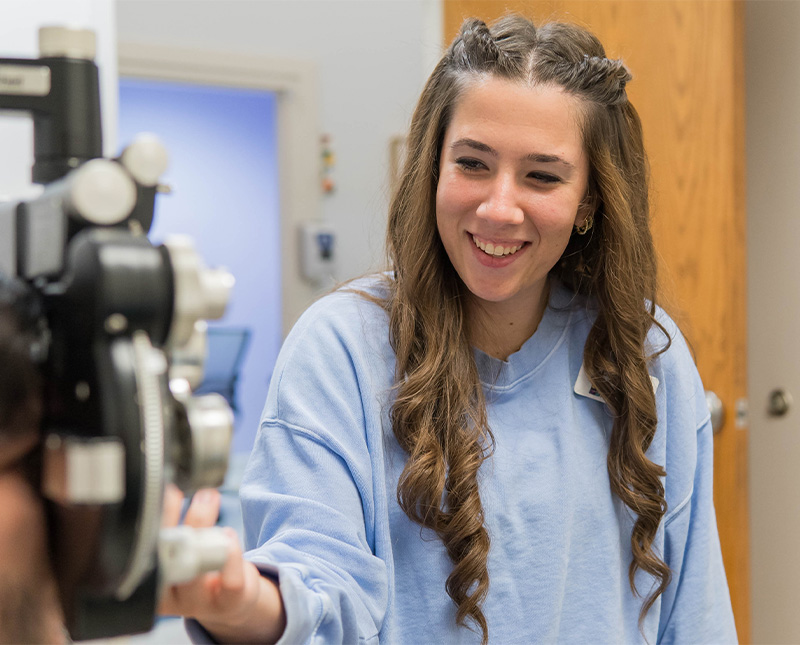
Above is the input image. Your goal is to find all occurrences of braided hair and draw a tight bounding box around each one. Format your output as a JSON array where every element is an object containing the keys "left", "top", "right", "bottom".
[{"left": 385, "top": 15, "right": 668, "bottom": 642}]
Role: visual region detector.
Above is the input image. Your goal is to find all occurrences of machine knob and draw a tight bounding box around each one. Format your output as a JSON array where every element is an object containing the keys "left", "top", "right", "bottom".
[{"left": 39, "top": 26, "right": 96, "bottom": 61}]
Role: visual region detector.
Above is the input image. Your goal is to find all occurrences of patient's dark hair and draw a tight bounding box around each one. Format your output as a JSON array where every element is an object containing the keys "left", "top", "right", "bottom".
[{"left": 0, "top": 273, "right": 43, "bottom": 434}]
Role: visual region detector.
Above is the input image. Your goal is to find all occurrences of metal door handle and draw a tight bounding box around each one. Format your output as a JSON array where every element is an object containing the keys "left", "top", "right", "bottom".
[{"left": 706, "top": 390, "right": 725, "bottom": 434}]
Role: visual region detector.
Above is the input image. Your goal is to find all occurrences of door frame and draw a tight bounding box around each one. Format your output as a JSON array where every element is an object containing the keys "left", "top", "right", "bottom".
[{"left": 118, "top": 42, "right": 320, "bottom": 334}]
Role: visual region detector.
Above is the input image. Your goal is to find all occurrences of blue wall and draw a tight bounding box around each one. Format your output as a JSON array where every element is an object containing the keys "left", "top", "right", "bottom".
[{"left": 119, "top": 78, "right": 281, "bottom": 454}]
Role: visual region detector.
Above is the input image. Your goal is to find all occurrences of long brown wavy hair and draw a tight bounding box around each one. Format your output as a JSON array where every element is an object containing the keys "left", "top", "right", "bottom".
[{"left": 383, "top": 15, "right": 670, "bottom": 643}]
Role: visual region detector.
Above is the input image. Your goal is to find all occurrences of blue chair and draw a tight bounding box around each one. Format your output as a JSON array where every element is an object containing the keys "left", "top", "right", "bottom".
[{"left": 195, "top": 326, "right": 252, "bottom": 415}]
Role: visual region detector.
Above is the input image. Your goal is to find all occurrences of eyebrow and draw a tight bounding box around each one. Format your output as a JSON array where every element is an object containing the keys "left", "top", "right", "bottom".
[{"left": 449, "top": 137, "right": 576, "bottom": 169}]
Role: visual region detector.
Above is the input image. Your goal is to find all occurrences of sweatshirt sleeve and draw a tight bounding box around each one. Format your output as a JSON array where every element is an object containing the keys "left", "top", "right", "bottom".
[
  {"left": 656, "top": 415, "right": 738, "bottom": 644},
  {"left": 237, "top": 294, "right": 391, "bottom": 644}
]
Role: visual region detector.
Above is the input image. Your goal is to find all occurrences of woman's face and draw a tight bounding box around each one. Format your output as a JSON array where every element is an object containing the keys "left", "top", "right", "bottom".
[{"left": 436, "top": 77, "right": 590, "bottom": 317}]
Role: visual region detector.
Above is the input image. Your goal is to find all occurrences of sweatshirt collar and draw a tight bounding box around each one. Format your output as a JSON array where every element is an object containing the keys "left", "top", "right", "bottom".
[{"left": 473, "top": 280, "right": 577, "bottom": 390}]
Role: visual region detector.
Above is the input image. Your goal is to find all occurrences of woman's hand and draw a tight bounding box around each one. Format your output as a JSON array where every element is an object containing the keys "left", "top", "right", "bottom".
[{"left": 158, "top": 484, "right": 286, "bottom": 643}]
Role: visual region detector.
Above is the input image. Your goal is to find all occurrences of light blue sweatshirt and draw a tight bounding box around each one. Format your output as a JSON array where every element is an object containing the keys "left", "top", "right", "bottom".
[{"left": 189, "top": 276, "right": 736, "bottom": 644}]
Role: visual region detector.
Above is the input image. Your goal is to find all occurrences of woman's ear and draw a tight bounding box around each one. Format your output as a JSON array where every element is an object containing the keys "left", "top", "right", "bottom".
[{"left": 574, "top": 190, "right": 598, "bottom": 228}]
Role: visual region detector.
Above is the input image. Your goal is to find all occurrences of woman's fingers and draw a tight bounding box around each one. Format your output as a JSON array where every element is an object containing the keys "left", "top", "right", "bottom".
[
  {"left": 157, "top": 487, "right": 232, "bottom": 620},
  {"left": 159, "top": 570, "right": 220, "bottom": 617},
  {"left": 158, "top": 530, "right": 246, "bottom": 619},
  {"left": 162, "top": 485, "right": 222, "bottom": 528},
  {"left": 184, "top": 488, "right": 221, "bottom": 528},
  {"left": 161, "top": 484, "right": 184, "bottom": 528},
  {"left": 218, "top": 528, "right": 245, "bottom": 592}
]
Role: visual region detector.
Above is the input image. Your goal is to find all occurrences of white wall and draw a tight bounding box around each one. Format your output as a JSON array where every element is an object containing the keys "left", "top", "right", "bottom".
[
  {"left": 0, "top": 0, "right": 117, "bottom": 200},
  {"left": 746, "top": 1, "right": 800, "bottom": 641},
  {"left": 116, "top": 0, "right": 442, "bottom": 283}
]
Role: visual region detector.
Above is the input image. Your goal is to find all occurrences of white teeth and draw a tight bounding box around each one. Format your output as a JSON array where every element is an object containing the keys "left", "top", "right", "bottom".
[{"left": 472, "top": 235, "right": 521, "bottom": 257}]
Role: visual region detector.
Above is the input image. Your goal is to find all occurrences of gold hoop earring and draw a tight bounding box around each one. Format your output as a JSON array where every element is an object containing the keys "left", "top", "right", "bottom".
[{"left": 574, "top": 213, "right": 594, "bottom": 236}]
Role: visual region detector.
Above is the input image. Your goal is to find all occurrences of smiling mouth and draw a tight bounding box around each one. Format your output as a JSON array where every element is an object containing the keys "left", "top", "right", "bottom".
[{"left": 471, "top": 234, "right": 525, "bottom": 257}]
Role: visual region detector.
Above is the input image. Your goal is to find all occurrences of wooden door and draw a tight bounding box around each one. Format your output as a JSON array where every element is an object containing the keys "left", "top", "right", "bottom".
[{"left": 444, "top": 1, "right": 749, "bottom": 641}]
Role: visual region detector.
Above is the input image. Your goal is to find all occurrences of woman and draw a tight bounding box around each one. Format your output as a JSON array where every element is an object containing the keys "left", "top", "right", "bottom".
[{"left": 166, "top": 15, "right": 737, "bottom": 644}]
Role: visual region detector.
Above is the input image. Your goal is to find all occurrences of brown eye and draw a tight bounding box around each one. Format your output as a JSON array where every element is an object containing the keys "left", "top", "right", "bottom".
[
  {"left": 528, "top": 172, "right": 561, "bottom": 184},
  {"left": 455, "top": 157, "right": 487, "bottom": 172}
]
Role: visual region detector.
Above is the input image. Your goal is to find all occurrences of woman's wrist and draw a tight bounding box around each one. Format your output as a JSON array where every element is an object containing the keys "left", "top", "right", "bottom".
[{"left": 200, "top": 573, "right": 286, "bottom": 644}]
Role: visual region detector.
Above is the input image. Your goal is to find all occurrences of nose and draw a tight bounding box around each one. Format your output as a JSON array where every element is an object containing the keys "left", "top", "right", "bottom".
[{"left": 475, "top": 172, "right": 524, "bottom": 225}]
